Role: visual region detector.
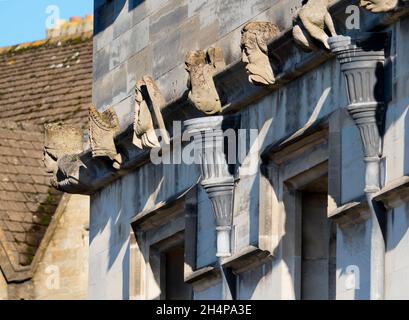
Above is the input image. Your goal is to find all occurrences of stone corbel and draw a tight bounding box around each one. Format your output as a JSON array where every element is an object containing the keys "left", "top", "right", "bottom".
[
  {"left": 89, "top": 104, "right": 122, "bottom": 169},
  {"left": 51, "top": 151, "right": 115, "bottom": 195},
  {"left": 292, "top": 0, "right": 337, "bottom": 51},
  {"left": 185, "top": 48, "right": 226, "bottom": 115},
  {"left": 43, "top": 122, "right": 84, "bottom": 176},
  {"left": 241, "top": 22, "right": 280, "bottom": 86},
  {"left": 328, "top": 198, "right": 370, "bottom": 228},
  {"left": 329, "top": 33, "right": 388, "bottom": 193},
  {"left": 184, "top": 116, "right": 239, "bottom": 258},
  {"left": 221, "top": 245, "right": 272, "bottom": 275},
  {"left": 133, "top": 76, "right": 170, "bottom": 149},
  {"left": 373, "top": 176, "right": 409, "bottom": 209},
  {"left": 329, "top": 32, "right": 389, "bottom": 300}
]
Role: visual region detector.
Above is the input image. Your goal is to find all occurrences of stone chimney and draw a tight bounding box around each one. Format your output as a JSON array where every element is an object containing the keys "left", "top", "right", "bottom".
[{"left": 46, "top": 15, "right": 93, "bottom": 39}]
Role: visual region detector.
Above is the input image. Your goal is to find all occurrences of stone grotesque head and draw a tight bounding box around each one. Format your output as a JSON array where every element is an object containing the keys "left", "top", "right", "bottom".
[
  {"left": 241, "top": 22, "right": 279, "bottom": 86},
  {"left": 292, "top": 0, "right": 337, "bottom": 51},
  {"left": 360, "top": 0, "right": 399, "bottom": 12},
  {"left": 185, "top": 48, "right": 225, "bottom": 115},
  {"left": 89, "top": 104, "right": 122, "bottom": 169},
  {"left": 43, "top": 123, "right": 83, "bottom": 174},
  {"left": 134, "top": 76, "right": 169, "bottom": 149}
]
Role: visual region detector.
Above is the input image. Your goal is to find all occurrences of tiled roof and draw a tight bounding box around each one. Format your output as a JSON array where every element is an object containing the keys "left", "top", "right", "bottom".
[
  {"left": 0, "top": 31, "right": 92, "bottom": 272},
  {"left": 0, "top": 121, "right": 62, "bottom": 266},
  {"left": 0, "top": 33, "right": 92, "bottom": 127}
]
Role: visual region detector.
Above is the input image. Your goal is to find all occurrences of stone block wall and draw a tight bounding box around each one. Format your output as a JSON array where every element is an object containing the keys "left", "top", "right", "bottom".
[
  {"left": 32, "top": 194, "right": 89, "bottom": 300},
  {"left": 93, "top": 0, "right": 304, "bottom": 128},
  {"left": 90, "top": 0, "right": 409, "bottom": 300}
]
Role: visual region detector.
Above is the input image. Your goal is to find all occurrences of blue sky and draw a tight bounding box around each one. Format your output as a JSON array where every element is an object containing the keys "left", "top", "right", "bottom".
[{"left": 0, "top": 0, "right": 93, "bottom": 47}]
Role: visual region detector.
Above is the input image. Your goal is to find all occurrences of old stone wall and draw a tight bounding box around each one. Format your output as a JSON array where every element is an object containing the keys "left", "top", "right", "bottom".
[
  {"left": 93, "top": 0, "right": 304, "bottom": 127},
  {"left": 32, "top": 194, "right": 89, "bottom": 300},
  {"left": 90, "top": 0, "right": 409, "bottom": 300}
]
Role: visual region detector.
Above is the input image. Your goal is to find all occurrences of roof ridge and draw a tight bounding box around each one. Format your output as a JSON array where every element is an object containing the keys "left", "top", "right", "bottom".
[{"left": 0, "top": 31, "right": 93, "bottom": 56}]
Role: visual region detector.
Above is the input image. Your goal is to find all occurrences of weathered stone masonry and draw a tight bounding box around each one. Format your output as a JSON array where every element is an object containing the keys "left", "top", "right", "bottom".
[{"left": 48, "top": 0, "right": 409, "bottom": 299}]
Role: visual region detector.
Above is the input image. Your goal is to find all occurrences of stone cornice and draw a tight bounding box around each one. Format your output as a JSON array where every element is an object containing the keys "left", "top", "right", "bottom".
[
  {"left": 184, "top": 265, "right": 220, "bottom": 284},
  {"left": 373, "top": 176, "right": 409, "bottom": 209},
  {"left": 55, "top": 0, "right": 409, "bottom": 195},
  {"left": 130, "top": 183, "right": 198, "bottom": 231},
  {"left": 221, "top": 245, "right": 273, "bottom": 275},
  {"left": 328, "top": 197, "right": 370, "bottom": 227}
]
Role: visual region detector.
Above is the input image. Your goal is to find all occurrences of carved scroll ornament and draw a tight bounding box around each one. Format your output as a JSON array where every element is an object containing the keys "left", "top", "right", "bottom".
[
  {"left": 133, "top": 76, "right": 170, "bottom": 149},
  {"left": 241, "top": 22, "right": 279, "bottom": 86},
  {"left": 89, "top": 104, "right": 122, "bottom": 169},
  {"left": 292, "top": 0, "right": 337, "bottom": 51},
  {"left": 43, "top": 123, "right": 83, "bottom": 175},
  {"left": 185, "top": 47, "right": 225, "bottom": 115}
]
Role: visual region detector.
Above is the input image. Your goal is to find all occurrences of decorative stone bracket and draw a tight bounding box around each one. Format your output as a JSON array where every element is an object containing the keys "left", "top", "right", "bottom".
[
  {"left": 329, "top": 33, "right": 389, "bottom": 193},
  {"left": 184, "top": 116, "right": 239, "bottom": 258},
  {"left": 329, "top": 32, "right": 389, "bottom": 300}
]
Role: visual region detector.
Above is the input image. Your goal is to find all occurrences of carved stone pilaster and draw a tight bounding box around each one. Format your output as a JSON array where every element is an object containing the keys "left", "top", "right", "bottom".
[
  {"left": 330, "top": 33, "right": 389, "bottom": 300},
  {"left": 329, "top": 33, "right": 388, "bottom": 192},
  {"left": 184, "top": 116, "right": 238, "bottom": 258},
  {"left": 360, "top": 0, "right": 399, "bottom": 12},
  {"left": 89, "top": 104, "right": 122, "bottom": 169}
]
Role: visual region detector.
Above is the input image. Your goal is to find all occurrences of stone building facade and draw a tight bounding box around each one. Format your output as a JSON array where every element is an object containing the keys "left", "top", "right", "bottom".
[{"left": 50, "top": 0, "right": 409, "bottom": 300}]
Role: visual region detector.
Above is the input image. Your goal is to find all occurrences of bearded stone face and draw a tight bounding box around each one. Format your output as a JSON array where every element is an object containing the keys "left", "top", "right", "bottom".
[
  {"left": 242, "top": 39, "right": 274, "bottom": 85},
  {"left": 241, "top": 25, "right": 276, "bottom": 86}
]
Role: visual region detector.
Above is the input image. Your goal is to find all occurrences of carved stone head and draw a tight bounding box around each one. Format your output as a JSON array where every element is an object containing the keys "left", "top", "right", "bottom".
[
  {"left": 185, "top": 48, "right": 225, "bottom": 115},
  {"left": 133, "top": 76, "right": 169, "bottom": 149},
  {"left": 360, "top": 0, "right": 398, "bottom": 12},
  {"left": 293, "top": 0, "right": 337, "bottom": 51},
  {"left": 43, "top": 123, "right": 83, "bottom": 174},
  {"left": 89, "top": 104, "right": 121, "bottom": 164},
  {"left": 241, "top": 22, "right": 279, "bottom": 86}
]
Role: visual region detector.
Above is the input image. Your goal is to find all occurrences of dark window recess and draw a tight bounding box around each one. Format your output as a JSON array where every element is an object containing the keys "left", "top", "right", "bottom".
[{"left": 163, "top": 245, "right": 192, "bottom": 300}]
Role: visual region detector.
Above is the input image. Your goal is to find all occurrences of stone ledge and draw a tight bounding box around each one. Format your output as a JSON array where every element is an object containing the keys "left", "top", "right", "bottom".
[
  {"left": 374, "top": 176, "right": 409, "bottom": 209},
  {"left": 184, "top": 265, "right": 220, "bottom": 284},
  {"left": 221, "top": 245, "right": 273, "bottom": 275},
  {"left": 261, "top": 119, "right": 329, "bottom": 164},
  {"left": 328, "top": 197, "right": 370, "bottom": 228},
  {"left": 130, "top": 182, "right": 198, "bottom": 231}
]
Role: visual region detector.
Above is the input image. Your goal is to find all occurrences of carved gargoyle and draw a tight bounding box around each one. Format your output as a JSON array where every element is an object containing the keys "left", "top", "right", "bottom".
[
  {"left": 292, "top": 0, "right": 337, "bottom": 51},
  {"left": 241, "top": 22, "right": 280, "bottom": 86},
  {"left": 43, "top": 123, "right": 83, "bottom": 175},
  {"left": 360, "top": 0, "right": 399, "bottom": 12},
  {"left": 51, "top": 152, "right": 110, "bottom": 194},
  {"left": 133, "top": 76, "right": 170, "bottom": 149},
  {"left": 43, "top": 123, "right": 94, "bottom": 193},
  {"left": 89, "top": 104, "right": 122, "bottom": 169},
  {"left": 185, "top": 47, "right": 226, "bottom": 115}
]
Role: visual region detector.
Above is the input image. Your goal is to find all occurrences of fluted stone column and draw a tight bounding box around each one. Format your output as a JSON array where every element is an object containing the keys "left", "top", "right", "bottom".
[
  {"left": 184, "top": 116, "right": 237, "bottom": 258},
  {"left": 329, "top": 33, "right": 388, "bottom": 300}
]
